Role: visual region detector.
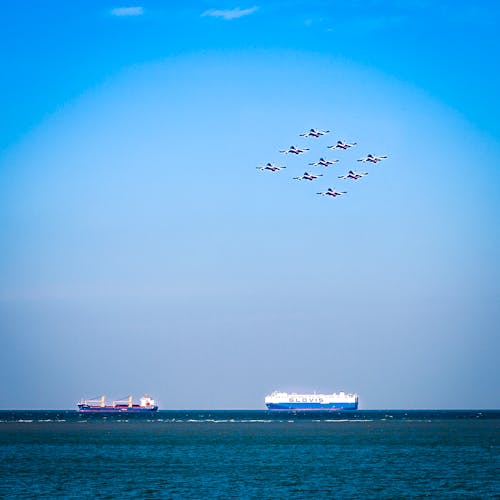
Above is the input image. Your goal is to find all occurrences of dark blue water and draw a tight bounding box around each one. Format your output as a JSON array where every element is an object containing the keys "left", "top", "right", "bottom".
[{"left": 1, "top": 411, "right": 498, "bottom": 498}]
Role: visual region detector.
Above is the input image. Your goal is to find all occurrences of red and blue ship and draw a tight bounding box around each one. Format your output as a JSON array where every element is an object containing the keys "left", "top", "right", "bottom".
[{"left": 77, "top": 395, "right": 158, "bottom": 413}]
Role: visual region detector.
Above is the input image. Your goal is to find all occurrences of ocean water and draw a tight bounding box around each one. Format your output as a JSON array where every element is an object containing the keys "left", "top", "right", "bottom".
[{"left": 0, "top": 410, "right": 498, "bottom": 498}]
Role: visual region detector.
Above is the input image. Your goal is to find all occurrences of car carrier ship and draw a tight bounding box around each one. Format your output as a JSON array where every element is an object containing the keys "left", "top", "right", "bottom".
[
  {"left": 77, "top": 395, "right": 158, "bottom": 413},
  {"left": 265, "top": 390, "right": 358, "bottom": 410}
]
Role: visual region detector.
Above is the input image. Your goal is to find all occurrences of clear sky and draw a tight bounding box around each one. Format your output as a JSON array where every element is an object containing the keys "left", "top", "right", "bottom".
[{"left": 0, "top": 1, "right": 499, "bottom": 409}]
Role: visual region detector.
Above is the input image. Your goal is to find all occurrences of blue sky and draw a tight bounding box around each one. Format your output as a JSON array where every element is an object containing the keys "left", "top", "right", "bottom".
[{"left": 0, "top": 1, "right": 499, "bottom": 409}]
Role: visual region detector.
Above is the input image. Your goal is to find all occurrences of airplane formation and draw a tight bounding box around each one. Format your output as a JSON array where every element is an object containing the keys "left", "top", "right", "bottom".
[{"left": 257, "top": 128, "right": 388, "bottom": 200}]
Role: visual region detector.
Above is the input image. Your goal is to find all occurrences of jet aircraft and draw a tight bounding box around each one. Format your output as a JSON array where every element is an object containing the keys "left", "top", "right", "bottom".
[
  {"left": 300, "top": 128, "right": 330, "bottom": 138},
  {"left": 338, "top": 170, "right": 368, "bottom": 180},
  {"left": 256, "top": 163, "right": 286, "bottom": 172},
  {"left": 309, "top": 158, "right": 339, "bottom": 167},
  {"left": 328, "top": 141, "right": 357, "bottom": 150},
  {"left": 358, "top": 154, "right": 388, "bottom": 163},
  {"left": 280, "top": 145, "right": 310, "bottom": 155},
  {"left": 316, "top": 188, "right": 347, "bottom": 197},
  {"left": 293, "top": 172, "right": 323, "bottom": 181}
]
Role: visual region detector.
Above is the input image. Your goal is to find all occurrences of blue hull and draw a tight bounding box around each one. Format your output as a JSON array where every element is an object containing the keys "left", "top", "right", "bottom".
[{"left": 267, "top": 402, "right": 358, "bottom": 411}]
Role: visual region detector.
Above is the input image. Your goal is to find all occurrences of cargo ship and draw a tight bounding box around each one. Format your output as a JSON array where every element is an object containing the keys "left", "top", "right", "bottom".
[
  {"left": 265, "top": 391, "right": 358, "bottom": 411},
  {"left": 77, "top": 395, "right": 158, "bottom": 413}
]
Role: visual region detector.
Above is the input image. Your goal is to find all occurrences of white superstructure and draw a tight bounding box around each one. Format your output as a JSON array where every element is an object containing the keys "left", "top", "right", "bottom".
[{"left": 140, "top": 395, "right": 156, "bottom": 408}]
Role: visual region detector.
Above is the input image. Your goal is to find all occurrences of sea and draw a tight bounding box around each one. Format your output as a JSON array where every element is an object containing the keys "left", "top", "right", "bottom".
[{"left": 0, "top": 410, "right": 498, "bottom": 498}]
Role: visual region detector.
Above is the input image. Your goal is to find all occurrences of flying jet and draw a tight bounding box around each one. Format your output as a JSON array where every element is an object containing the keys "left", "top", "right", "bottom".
[
  {"left": 293, "top": 172, "right": 323, "bottom": 181},
  {"left": 328, "top": 141, "right": 357, "bottom": 150},
  {"left": 316, "top": 188, "right": 347, "bottom": 197},
  {"left": 338, "top": 170, "right": 368, "bottom": 180},
  {"left": 256, "top": 163, "right": 286, "bottom": 172},
  {"left": 358, "top": 154, "right": 388, "bottom": 163},
  {"left": 300, "top": 128, "right": 330, "bottom": 138},
  {"left": 280, "top": 145, "right": 310, "bottom": 155},
  {"left": 308, "top": 158, "right": 339, "bottom": 167}
]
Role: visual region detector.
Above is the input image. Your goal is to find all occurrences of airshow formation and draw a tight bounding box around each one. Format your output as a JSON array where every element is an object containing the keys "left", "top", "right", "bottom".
[
  {"left": 77, "top": 138, "right": 385, "bottom": 413},
  {"left": 257, "top": 128, "right": 388, "bottom": 198}
]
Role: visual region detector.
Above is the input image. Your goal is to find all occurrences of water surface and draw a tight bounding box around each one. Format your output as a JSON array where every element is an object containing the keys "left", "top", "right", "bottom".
[{"left": 1, "top": 410, "right": 498, "bottom": 498}]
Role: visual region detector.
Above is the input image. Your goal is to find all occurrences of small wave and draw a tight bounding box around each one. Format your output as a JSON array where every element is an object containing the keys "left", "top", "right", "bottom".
[
  {"left": 310, "top": 419, "right": 374, "bottom": 423},
  {"left": 239, "top": 419, "right": 273, "bottom": 423},
  {"left": 193, "top": 419, "right": 229, "bottom": 423},
  {"left": 180, "top": 419, "right": 274, "bottom": 423},
  {"left": 397, "top": 419, "right": 431, "bottom": 422},
  {"left": 313, "top": 419, "right": 342, "bottom": 423},
  {"left": 17, "top": 420, "right": 34, "bottom": 423}
]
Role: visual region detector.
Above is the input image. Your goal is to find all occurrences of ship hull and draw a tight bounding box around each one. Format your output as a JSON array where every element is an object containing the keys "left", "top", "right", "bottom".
[
  {"left": 77, "top": 406, "right": 158, "bottom": 413},
  {"left": 266, "top": 402, "right": 358, "bottom": 411}
]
